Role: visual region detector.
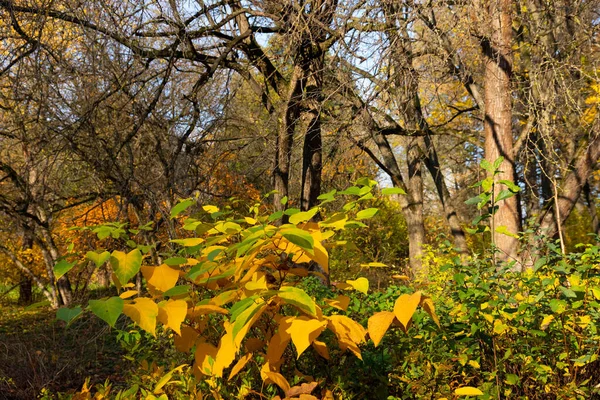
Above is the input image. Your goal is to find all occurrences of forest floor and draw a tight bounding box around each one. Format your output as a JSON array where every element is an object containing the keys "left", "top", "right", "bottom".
[{"left": 0, "top": 295, "right": 127, "bottom": 400}]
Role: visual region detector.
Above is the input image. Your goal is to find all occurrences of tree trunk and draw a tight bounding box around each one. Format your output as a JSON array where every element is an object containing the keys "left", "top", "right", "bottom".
[
  {"left": 583, "top": 181, "right": 599, "bottom": 236},
  {"left": 483, "top": 0, "right": 521, "bottom": 266},
  {"left": 273, "top": 66, "right": 303, "bottom": 213},
  {"left": 300, "top": 57, "right": 324, "bottom": 212},
  {"left": 18, "top": 273, "right": 33, "bottom": 305},
  {"left": 404, "top": 138, "right": 426, "bottom": 276}
]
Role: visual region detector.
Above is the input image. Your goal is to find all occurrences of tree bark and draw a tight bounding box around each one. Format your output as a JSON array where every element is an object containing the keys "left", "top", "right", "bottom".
[{"left": 482, "top": 0, "right": 521, "bottom": 266}]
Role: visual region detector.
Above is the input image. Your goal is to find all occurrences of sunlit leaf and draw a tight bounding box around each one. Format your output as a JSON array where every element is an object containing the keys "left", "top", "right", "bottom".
[
  {"left": 368, "top": 311, "right": 396, "bottom": 347},
  {"left": 86, "top": 251, "right": 110, "bottom": 268},
  {"left": 54, "top": 259, "right": 77, "bottom": 280},
  {"left": 157, "top": 299, "right": 187, "bottom": 335},
  {"left": 277, "top": 286, "right": 317, "bottom": 316},
  {"left": 229, "top": 353, "right": 253, "bottom": 381},
  {"left": 123, "top": 298, "right": 159, "bottom": 336},
  {"left": 286, "top": 317, "right": 327, "bottom": 358},
  {"left": 393, "top": 292, "right": 421, "bottom": 331},
  {"left": 345, "top": 277, "right": 369, "bottom": 295},
  {"left": 381, "top": 187, "right": 406, "bottom": 195},
  {"left": 455, "top": 386, "right": 484, "bottom": 396},
  {"left": 141, "top": 264, "right": 180, "bottom": 293}
]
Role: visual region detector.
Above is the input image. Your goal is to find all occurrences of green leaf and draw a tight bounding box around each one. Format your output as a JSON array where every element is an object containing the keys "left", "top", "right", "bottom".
[
  {"left": 284, "top": 208, "right": 301, "bottom": 216},
  {"left": 231, "top": 297, "right": 265, "bottom": 339},
  {"left": 171, "top": 199, "right": 194, "bottom": 218},
  {"left": 163, "top": 285, "right": 190, "bottom": 298},
  {"left": 268, "top": 210, "right": 284, "bottom": 222},
  {"left": 355, "top": 177, "right": 377, "bottom": 187},
  {"left": 89, "top": 297, "right": 124, "bottom": 327},
  {"left": 495, "top": 225, "right": 519, "bottom": 238},
  {"left": 317, "top": 189, "right": 336, "bottom": 200},
  {"left": 493, "top": 156, "right": 504, "bottom": 170},
  {"left": 289, "top": 208, "right": 319, "bottom": 224},
  {"left": 280, "top": 196, "right": 288, "bottom": 205},
  {"left": 549, "top": 299, "right": 568, "bottom": 314},
  {"left": 344, "top": 221, "right": 368, "bottom": 228},
  {"left": 280, "top": 228, "right": 314, "bottom": 251},
  {"left": 498, "top": 179, "right": 520, "bottom": 192},
  {"left": 56, "top": 306, "right": 83, "bottom": 326},
  {"left": 465, "top": 195, "right": 482, "bottom": 205},
  {"left": 86, "top": 251, "right": 110, "bottom": 268},
  {"left": 110, "top": 249, "right": 143, "bottom": 285},
  {"left": 278, "top": 286, "right": 316, "bottom": 316},
  {"left": 480, "top": 159, "right": 493, "bottom": 173},
  {"left": 506, "top": 374, "right": 519, "bottom": 385},
  {"left": 481, "top": 177, "right": 493, "bottom": 192},
  {"left": 381, "top": 187, "right": 406, "bottom": 195},
  {"left": 356, "top": 208, "right": 378, "bottom": 220},
  {"left": 338, "top": 186, "right": 361, "bottom": 195},
  {"left": 559, "top": 286, "right": 578, "bottom": 299},
  {"left": 496, "top": 189, "right": 515, "bottom": 202},
  {"left": 54, "top": 259, "right": 77, "bottom": 280},
  {"left": 164, "top": 257, "right": 188, "bottom": 266}
]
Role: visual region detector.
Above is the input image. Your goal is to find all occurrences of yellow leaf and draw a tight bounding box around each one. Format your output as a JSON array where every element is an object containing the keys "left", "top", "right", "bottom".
[
  {"left": 312, "top": 340, "right": 330, "bottom": 360},
  {"left": 368, "top": 311, "right": 396, "bottom": 347},
  {"left": 228, "top": 353, "right": 253, "bottom": 380},
  {"left": 244, "top": 273, "right": 268, "bottom": 292},
  {"left": 393, "top": 292, "right": 421, "bottom": 331},
  {"left": 212, "top": 331, "right": 237, "bottom": 377},
  {"left": 468, "top": 360, "right": 480, "bottom": 369},
  {"left": 392, "top": 274, "right": 409, "bottom": 280},
  {"left": 194, "top": 342, "right": 218, "bottom": 376},
  {"left": 203, "top": 205, "right": 219, "bottom": 213},
  {"left": 244, "top": 217, "right": 257, "bottom": 225},
  {"left": 455, "top": 386, "right": 484, "bottom": 396},
  {"left": 345, "top": 277, "right": 369, "bottom": 295},
  {"left": 157, "top": 299, "right": 187, "bottom": 335},
  {"left": 286, "top": 317, "right": 327, "bottom": 358},
  {"left": 141, "top": 264, "right": 180, "bottom": 293},
  {"left": 262, "top": 371, "right": 290, "bottom": 393},
  {"left": 119, "top": 290, "right": 138, "bottom": 299},
  {"left": 174, "top": 326, "right": 199, "bottom": 353},
  {"left": 123, "top": 298, "right": 159, "bottom": 336},
  {"left": 540, "top": 315, "right": 554, "bottom": 330},
  {"left": 266, "top": 320, "right": 292, "bottom": 368},
  {"left": 188, "top": 304, "right": 229, "bottom": 318},
  {"left": 327, "top": 315, "right": 366, "bottom": 359},
  {"left": 324, "top": 295, "right": 350, "bottom": 311},
  {"left": 421, "top": 297, "right": 440, "bottom": 327}
]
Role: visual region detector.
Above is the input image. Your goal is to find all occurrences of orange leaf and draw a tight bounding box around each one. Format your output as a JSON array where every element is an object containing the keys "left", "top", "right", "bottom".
[
  {"left": 263, "top": 371, "right": 290, "bottom": 393},
  {"left": 325, "top": 295, "right": 350, "bottom": 311},
  {"left": 174, "top": 326, "right": 199, "bottom": 353},
  {"left": 228, "top": 353, "right": 253, "bottom": 381},
  {"left": 194, "top": 342, "right": 218, "bottom": 376},
  {"left": 393, "top": 292, "right": 421, "bottom": 331},
  {"left": 311, "top": 340, "right": 330, "bottom": 360},
  {"left": 368, "top": 311, "right": 396, "bottom": 347},
  {"left": 421, "top": 297, "right": 440, "bottom": 327}
]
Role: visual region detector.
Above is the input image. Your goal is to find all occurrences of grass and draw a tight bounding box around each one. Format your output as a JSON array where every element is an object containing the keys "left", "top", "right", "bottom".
[{"left": 0, "top": 287, "right": 129, "bottom": 400}]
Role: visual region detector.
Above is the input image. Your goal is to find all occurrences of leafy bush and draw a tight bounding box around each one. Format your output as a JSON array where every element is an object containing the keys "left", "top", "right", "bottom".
[{"left": 56, "top": 182, "right": 437, "bottom": 399}]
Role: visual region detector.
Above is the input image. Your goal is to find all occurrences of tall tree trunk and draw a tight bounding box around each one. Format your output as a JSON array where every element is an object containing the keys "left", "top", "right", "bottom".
[
  {"left": 273, "top": 66, "right": 303, "bottom": 213},
  {"left": 300, "top": 57, "right": 324, "bottom": 212},
  {"left": 583, "top": 181, "right": 599, "bottom": 236},
  {"left": 405, "top": 138, "right": 426, "bottom": 275},
  {"left": 482, "top": 0, "right": 521, "bottom": 266}
]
